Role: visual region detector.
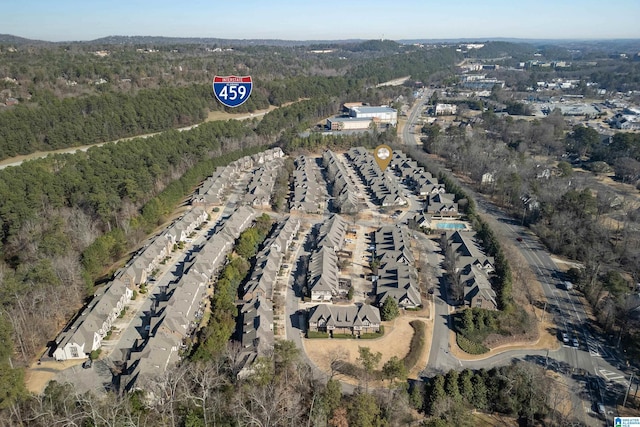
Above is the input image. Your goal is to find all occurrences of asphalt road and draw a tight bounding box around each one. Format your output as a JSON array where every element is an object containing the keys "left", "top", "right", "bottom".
[{"left": 399, "top": 93, "right": 629, "bottom": 425}]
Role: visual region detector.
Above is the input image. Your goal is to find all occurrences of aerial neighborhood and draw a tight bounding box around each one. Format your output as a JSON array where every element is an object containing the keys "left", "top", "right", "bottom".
[
  {"left": 1, "top": 28, "right": 640, "bottom": 426},
  {"left": 47, "top": 127, "right": 507, "bottom": 394}
]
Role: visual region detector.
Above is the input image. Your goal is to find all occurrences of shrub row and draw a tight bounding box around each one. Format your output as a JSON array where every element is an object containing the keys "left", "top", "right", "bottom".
[
  {"left": 402, "top": 320, "right": 426, "bottom": 371},
  {"left": 456, "top": 333, "right": 489, "bottom": 355},
  {"left": 307, "top": 331, "right": 329, "bottom": 339}
]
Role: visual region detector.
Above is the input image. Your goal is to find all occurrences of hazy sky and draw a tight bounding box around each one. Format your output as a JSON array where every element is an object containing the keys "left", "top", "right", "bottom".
[{"left": 3, "top": 0, "right": 639, "bottom": 42}]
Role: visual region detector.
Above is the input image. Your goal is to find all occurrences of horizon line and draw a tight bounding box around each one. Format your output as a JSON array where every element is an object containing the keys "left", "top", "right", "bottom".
[{"left": 3, "top": 33, "right": 640, "bottom": 44}]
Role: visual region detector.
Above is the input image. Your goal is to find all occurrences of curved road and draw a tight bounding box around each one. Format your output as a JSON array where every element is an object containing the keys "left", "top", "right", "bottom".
[{"left": 401, "top": 94, "right": 629, "bottom": 424}]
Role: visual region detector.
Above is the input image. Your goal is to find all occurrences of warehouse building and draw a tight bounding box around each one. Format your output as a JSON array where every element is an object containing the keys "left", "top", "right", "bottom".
[
  {"left": 348, "top": 106, "right": 397, "bottom": 125},
  {"left": 326, "top": 116, "right": 373, "bottom": 131}
]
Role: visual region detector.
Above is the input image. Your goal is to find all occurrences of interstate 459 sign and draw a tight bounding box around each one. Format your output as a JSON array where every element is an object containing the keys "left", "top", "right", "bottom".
[{"left": 213, "top": 75, "right": 252, "bottom": 108}]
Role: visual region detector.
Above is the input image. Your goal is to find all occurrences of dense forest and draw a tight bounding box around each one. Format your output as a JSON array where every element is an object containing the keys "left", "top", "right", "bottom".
[{"left": 0, "top": 64, "right": 417, "bottom": 160}]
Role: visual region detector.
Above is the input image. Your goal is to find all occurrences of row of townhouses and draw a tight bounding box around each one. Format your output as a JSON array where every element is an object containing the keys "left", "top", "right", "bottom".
[
  {"left": 242, "top": 216, "right": 300, "bottom": 302},
  {"left": 121, "top": 266, "right": 209, "bottom": 390},
  {"left": 308, "top": 214, "right": 348, "bottom": 302},
  {"left": 191, "top": 148, "right": 285, "bottom": 207},
  {"left": 345, "top": 147, "right": 406, "bottom": 207},
  {"left": 373, "top": 225, "right": 422, "bottom": 309},
  {"left": 391, "top": 151, "right": 460, "bottom": 220},
  {"left": 290, "top": 156, "right": 327, "bottom": 214},
  {"left": 316, "top": 214, "right": 348, "bottom": 252},
  {"left": 122, "top": 206, "right": 258, "bottom": 390},
  {"left": 243, "top": 157, "right": 283, "bottom": 208},
  {"left": 52, "top": 206, "right": 209, "bottom": 361},
  {"left": 322, "top": 150, "right": 360, "bottom": 214},
  {"left": 52, "top": 146, "right": 284, "bottom": 362},
  {"left": 303, "top": 213, "right": 382, "bottom": 337},
  {"left": 237, "top": 216, "right": 300, "bottom": 377},
  {"left": 446, "top": 230, "right": 497, "bottom": 310}
]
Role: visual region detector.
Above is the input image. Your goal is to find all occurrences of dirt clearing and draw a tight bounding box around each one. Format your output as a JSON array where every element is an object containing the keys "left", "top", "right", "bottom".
[{"left": 25, "top": 359, "right": 85, "bottom": 394}]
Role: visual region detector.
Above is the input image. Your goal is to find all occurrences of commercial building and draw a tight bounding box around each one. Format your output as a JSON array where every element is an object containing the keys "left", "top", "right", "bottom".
[
  {"left": 348, "top": 106, "right": 397, "bottom": 125},
  {"left": 326, "top": 104, "right": 398, "bottom": 131}
]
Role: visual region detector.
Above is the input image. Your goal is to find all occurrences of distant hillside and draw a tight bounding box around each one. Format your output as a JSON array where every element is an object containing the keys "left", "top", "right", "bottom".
[
  {"left": 86, "top": 35, "right": 318, "bottom": 47},
  {"left": 0, "top": 34, "right": 50, "bottom": 45},
  {"left": 0, "top": 33, "right": 365, "bottom": 47},
  {"left": 400, "top": 37, "right": 640, "bottom": 54},
  {"left": 2, "top": 34, "right": 637, "bottom": 53}
]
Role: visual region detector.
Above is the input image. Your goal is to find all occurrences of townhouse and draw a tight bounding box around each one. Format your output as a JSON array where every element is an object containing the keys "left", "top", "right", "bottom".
[
  {"left": 372, "top": 225, "right": 422, "bottom": 309},
  {"left": 446, "top": 230, "right": 497, "bottom": 310},
  {"left": 316, "top": 214, "right": 348, "bottom": 251},
  {"left": 290, "top": 156, "right": 327, "bottom": 214},
  {"left": 236, "top": 216, "right": 299, "bottom": 378},
  {"left": 345, "top": 147, "right": 406, "bottom": 207},
  {"left": 243, "top": 158, "right": 283, "bottom": 208},
  {"left": 308, "top": 303, "right": 382, "bottom": 336},
  {"left": 322, "top": 150, "right": 361, "bottom": 214},
  {"left": 53, "top": 278, "right": 133, "bottom": 361},
  {"left": 307, "top": 246, "right": 340, "bottom": 302},
  {"left": 51, "top": 148, "right": 282, "bottom": 370}
]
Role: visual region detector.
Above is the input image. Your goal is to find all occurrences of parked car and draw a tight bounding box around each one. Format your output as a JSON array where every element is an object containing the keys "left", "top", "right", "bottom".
[
  {"left": 516, "top": 236, "right": 523, "bottom": 242},
  {"left": 572, "top": 337, "right": 579, "bottom": 348},
  {"left": 561, "top": 332, "right": 570, "bottom": 344}
]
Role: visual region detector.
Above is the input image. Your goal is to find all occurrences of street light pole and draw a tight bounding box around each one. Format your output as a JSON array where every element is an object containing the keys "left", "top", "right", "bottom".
[{"left": 623, "top": 372, "right": 635, "bottom": 408}]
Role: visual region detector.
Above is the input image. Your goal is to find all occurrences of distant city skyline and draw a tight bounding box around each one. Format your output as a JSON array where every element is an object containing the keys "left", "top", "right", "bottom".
[{"left": 3, "top": 0, "right": 639, "bottom": 42}]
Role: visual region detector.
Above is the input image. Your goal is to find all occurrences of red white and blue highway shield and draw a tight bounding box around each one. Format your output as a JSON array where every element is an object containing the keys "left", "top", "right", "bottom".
[{"left": 213, "top": 75, "right": 252, "bottom": 108}]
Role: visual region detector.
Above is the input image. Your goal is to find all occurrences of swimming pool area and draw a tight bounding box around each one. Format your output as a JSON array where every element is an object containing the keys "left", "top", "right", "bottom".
[{"left": 434, "top": 222, "right": 467, "bottom": 230}]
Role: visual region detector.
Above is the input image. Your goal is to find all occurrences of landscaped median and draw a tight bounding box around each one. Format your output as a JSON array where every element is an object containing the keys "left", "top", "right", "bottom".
[
  {"left": 453, "top": 306, "right": 539, "bottom": 355},
  {"left": 451, "top": 306, "right": 561, "bottom": 360}
]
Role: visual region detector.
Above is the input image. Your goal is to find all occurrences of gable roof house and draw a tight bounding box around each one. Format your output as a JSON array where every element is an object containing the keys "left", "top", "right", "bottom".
[
  {"left": 317, "top": 214, "right": 348, "bottom": 251},
  {"left": 220, "top": 206, "right": 257, "bottom": 242},
  {"left": 371, "top": 225, "right": 422, "bottom": 309},
  {"left": 53, "top": 279, "right": 133, "bottom": 361},
  {"left": 290, "top": 156, "right": 327, "bottom": 213},
  {"left": 346, "top": 147, "right": 406, "bottom": 207},
  {"left": 308, "top": 304, "right": 381, "bottom": 335},
  {"left": 242, "top": 249, "right": 280, "bottom": 301},
  {"left": 239, "top": 295, "right": 274, "bottom": 353},
  {"left": 461, "top": 264, "right": 497, "bottom": 310},
  {"left": 307, "top": 246, "right": 340, "bottom": 302},
  {"left": 199, "top": 233, "right": 234, "bottom": 275},
  {"left": 425, "top": 193, "right": 460, "bottom": 217},
  {"left": 448, "top": 231, "right": 495, "bottom": 273},
  {"left": 375, "top": 264, "right": 422, "bottom": 308},
  {"left": 192, "top": 168, "right": 227, "bottom": 207},
  {"left": 164, "top": 222, "right": 189, "bottom": 246},
  {"left": 271, "top": 216, "right": 299, "bottom": 254},
  {"left": 244, "top": 160, "right": 282, "bottom": 208},
  {"left": 444, "top": 231, "right": 498, "bottom": 310},
  {"left": 323, "top": 150, "right": 361, "bottom": 214},
  {"left": 409, "top": 212, "right": 433, "bottom": 230},
  {"left": 121, "top": 331, "right": 181, "bottom": 391}
]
